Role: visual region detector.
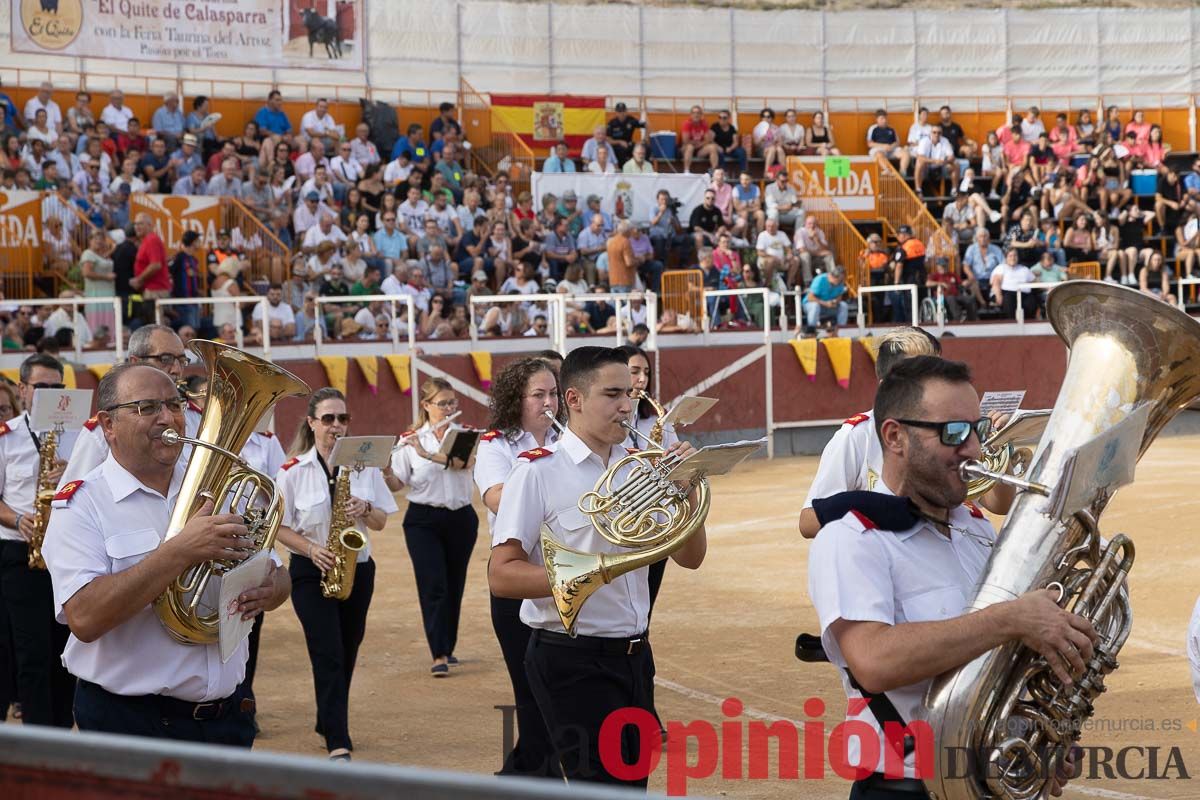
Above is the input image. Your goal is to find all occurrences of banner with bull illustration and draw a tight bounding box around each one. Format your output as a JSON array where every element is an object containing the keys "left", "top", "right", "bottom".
[{"left": 11, "top": 0, "right": 366, "bottom": 71}]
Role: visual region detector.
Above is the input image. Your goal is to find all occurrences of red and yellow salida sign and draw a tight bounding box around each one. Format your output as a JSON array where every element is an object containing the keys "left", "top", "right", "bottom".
[
  {"left": 131, "top": 195, "right": 221, "bottom": 252},
  {"left": 0, "top": 191, "right": 43, "bottom": 270}
]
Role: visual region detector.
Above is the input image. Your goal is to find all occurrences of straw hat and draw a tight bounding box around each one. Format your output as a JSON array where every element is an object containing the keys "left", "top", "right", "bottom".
[{"left": 340, "top": 318, "right": 363, "bottom": 337}]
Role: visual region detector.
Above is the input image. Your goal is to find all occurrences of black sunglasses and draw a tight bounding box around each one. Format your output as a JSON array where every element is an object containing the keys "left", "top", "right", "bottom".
[
  {"left": 315, "top": 413, "right": 351, "bottom": 425},
  {"left": 25, "top": 381, "right": 66, "bottom": 390},
  {"left": 894, "top": 417, "right": 992, "bottom": 447}
]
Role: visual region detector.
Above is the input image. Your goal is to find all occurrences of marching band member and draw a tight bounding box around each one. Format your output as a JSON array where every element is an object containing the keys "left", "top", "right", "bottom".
[
  {"left": 42, "top": 363, "right": 291, "bottom": 744},
  {"left": 0, "top": 354, "right": 78, "bottom": 727},
  {"left": 273, "top": 388, "right": 396, "bottom": 762},
  {"left": 58, "top": 324, "right": 201, "bottom": 490},
  {"left": 617, "top": 344, "right": 678, "bottom": 614},
  {"left": 391, "top": 378, "right": 479, "bottom": 678},
  {"left": 489, "top": 346, "right": 706, "bottom": 787},
  {"left": 473, "top": 357, "right": 561, "bottom": 776},
  {"left": 808, "top": 357, "right": 1086, "bottom": 798}
]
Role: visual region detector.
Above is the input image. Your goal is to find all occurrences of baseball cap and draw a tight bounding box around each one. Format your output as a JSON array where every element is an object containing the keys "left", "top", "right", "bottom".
[
  {"left": 586, "top": 194, "right": 601, "bottom": 204},
  {"left": 897, "top": 224, "right": 913, "bottom": 235},
  {"left": 305, "top": 190, "right": 320, "bottom": 201},
  {"left": 563, "top": 190, "right": 577, "bottom": 201},
  {"left": 471, "top": 270, "right": 488, "bottom": 282},
  {"left": 182, "top": 134, "right": 198, "bottom": 147},
  {"left": 615, "top": 102, "right": 628, "bottom": 112}
]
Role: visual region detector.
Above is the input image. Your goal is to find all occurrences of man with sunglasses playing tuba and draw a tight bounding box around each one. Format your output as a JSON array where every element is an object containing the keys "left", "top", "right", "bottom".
[
  {"left": 42, "top": 364, "right": 290, "bottom": 745},
  {"left": 57, "top": 325, "right": 203, "bottom": 491},
  {"left": 807, "top": 357, "right": 1090, "bottom": 799},
  {"left": 489, "top": 346, "right": 705, "bottom": 788}
]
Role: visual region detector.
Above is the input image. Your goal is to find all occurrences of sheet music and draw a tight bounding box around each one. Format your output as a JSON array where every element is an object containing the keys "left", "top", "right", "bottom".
[
  {"left": 218, "top": 551, "right": 272, "bottom": 663},
  {"left": 663, "top": 437, "right": 766, "bottom": 483}
]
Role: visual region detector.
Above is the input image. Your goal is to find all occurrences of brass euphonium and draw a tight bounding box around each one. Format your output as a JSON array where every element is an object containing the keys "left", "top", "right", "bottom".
[
  {"left": 320, "top": 462, "right": 366, "bottom": 601},
  {"left": 541, "top": 416, "right": 710, "bottom": 635},
  {"left": 964, "top": 410, "right": 1052, "bottom": 501},
  {"left": 922, "top": 282, "right": 1200, "bottom": 800},
  {"left": 27, "top": 427, "right": 59, "bottom": 570},
  {"left": 155, "top": 340, "right": 310, "bottom": 645}
]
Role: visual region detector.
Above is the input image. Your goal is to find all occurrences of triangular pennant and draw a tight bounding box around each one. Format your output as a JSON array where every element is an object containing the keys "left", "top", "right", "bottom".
[
  {"left": 316, "top": 356, "right": 348, "bottom": 396},
  {"left": 0, "top": 368, "right": 18, "bottom": 385},
  {"left": 469, "top": 351, "right": 492, "bottom": 390},
  {"left": 820, "top": 337, "right": 853, "bottom": 390},
  {"left": 858, "top": 336, "right": 879, "bottom": 364},
  {"left": 354, "top": 356, "right": 379, "bottom": 395},
  {"left": 87, "top": 363, "right": 113, "bottom": 383},
  {"left": 789, "top": 339, "right": 818, "bottom": 382},
  {"left": 384, "top": 354, "right": 412, "bottom": 395}
]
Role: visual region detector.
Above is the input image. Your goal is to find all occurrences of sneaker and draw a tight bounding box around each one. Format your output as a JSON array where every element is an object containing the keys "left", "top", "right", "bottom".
[
  {"left": 1104, "top": 276, "right": 1118, "bottom": 284},
  {"left": 959, "top": 176, "right": 972, "bottom": 193},
  {"left": 431, "top": 663, "right": 449, "bottom": 677},
  {"left": 1039, "top": 209, "right": 1049, "bottom": 220},
  {"left": 447, "top": 655, "right": 460, "bottom": 666},
  {"left": 988, "top": 190, "right": 1001, "bottom": 201},
  {"left": 329, "top": 750, "right": 352, "bottom": 762},
  {"left": 988, "top": 210, "right": 1001, "bottom": 223}
]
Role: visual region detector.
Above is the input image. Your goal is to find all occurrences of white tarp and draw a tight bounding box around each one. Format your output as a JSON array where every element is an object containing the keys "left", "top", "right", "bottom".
[
  {"left": 530, "top": 173, "right": 708, "bottom": 227},
  {"left": 0, "top": 2, "right": 1198, "bottom": 105}
]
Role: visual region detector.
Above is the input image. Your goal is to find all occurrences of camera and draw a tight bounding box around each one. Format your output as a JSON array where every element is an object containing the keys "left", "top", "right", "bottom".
[{"left": 664, "top": 193, "right": 682, "bottom": 212}]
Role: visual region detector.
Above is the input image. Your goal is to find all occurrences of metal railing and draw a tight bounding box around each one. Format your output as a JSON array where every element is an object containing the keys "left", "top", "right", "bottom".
[
  {"left": 876, "top": 157, "right": 961, "bottom": 278},
  {"left": 154, "top": 296, "right": 272, "bottom": 355},
  {"left": 786, "top": 159, "right": 870, "bottom": 296},
  {"left": 856, "top": 283, "right": 919, "bottom": 332},
  {"left": 8, "top": 296, "right": 124, "bottom": 362},
  {"left": 220, "top": 197, "right": 292, "bottom": 288},
  {"left": 567, "top": 291, "right": 659, "bottom": 349},
  {"left": 701, "top": 287, "right": 774, "bottom": 458},
  {"left": 1176, "top": 277, "right": 1200, "bottom": 309},
  {"left": 312, "top": 295, "right": 417, "bottom": 355},
  {"left": 468, "top": 293, "right": 566, "bottom": 354},
  {"left": 1013, "top": 281, "right": 1065, "bottom": 327}
]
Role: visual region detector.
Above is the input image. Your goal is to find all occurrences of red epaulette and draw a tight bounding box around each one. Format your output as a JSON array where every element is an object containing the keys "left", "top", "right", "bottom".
[
  {"left": 83, "top": 416, "right": 99, "bottom": 431},
  {"left": 626, "top": 447, "right": 638, "bottom": 455},
  {"left": 964, "top": 502, "right": 984, "bottom": 519},
  {"left": 400, "top": 430, "right": 416, "bottom": 439},
  {"left": 187, "top": 400, "right": 202, "bottom": 414},
  {"left": 0, "top": 421, "right": 10, "bottom": 437},
  {"left": 258, "top": 430, "right": 274, "bottom": 438},
  {"left": 844, "top": 413, "right": 870, "bottom": 427},
  {"left": 518, "top": 448, "right": 553, "bottom": 462},
  {"left": 480, "top": 429, "right": 501, "bottom": 442},
  {"left": 54, "top": 480, "right": 84, "bottom": 503},
  {"left": 849, "top": 510, "right": 876, "bottom": 530},
  {"left": 281, "top": 457, "right": 300, "bottom": 471}
]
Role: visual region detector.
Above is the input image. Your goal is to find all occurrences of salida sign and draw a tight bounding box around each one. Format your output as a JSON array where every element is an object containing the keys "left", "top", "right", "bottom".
[
  {"left": 787, "top": 156, "right": 879, "bottom": 219},
  {"left": 0, "top": 191, "right": 43, "bottom": 266},
  {"left": 130, "top": 195, "right": 220, "bottom": 252}
]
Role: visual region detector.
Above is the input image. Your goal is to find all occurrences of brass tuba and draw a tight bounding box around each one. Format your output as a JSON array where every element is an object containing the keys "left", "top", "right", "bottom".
[
  {"left": 27, "top": 427, "right": 59, "bottom": 570},
  {"left": 320, "top": 463, "right": 367, "bottom": 601},
  {"left": 154, "top": 341, "right": 310, "bottom": 645},
  {"left": 922, "top": 282, "right": 1200, "bottom": 800},
  {"left": 541, "top": 420, "right": 710, "bottom": 635},
  {"left": 963, "top": 409, "right": 1052, "bottom": 501}
]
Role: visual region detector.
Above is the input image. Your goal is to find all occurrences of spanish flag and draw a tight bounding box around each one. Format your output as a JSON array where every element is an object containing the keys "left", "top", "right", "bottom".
[{"left": 490, "top": 94, "right": 607, "bottom": 153}]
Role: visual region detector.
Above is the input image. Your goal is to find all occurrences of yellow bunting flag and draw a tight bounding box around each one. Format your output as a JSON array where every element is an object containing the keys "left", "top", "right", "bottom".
[
  {"left": 789, "top": 339, "right": 818, "bottom": 382},
  {"left": 62, "top": 363, "right": 76, "bottom": 389},
  {"left": 317, "top": 356, "right": 348, "bottom": 396},
  {"left": 384, "top": 354, "right": 412, "bottom": 395},
  {"left": 87, "top": 364, "right": 113, "bottom": 383},
  {"left": 820, "top": 337, "right": 853, "bottom": 389},
  {"left": 859, "top": 336, "right": 879, "bottom": 364},
  {"left": 354, "top": 356, "right": 379, "bottom": 395},
  {"left": 0, "top": 368, "right": 18, "bottom": 385},
  {"left": 469, "top": 351, "right": 492, "bottom": 390}
]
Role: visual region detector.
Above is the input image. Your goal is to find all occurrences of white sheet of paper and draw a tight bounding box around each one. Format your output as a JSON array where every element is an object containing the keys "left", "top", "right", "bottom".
[
  {"left": 330, "top": 435, "right": 396, "bottom": 469},
  {"left": 218, "top": 550, "right": 272, "bottom": 663},
  {"left": 980, "top": 390, "right": 1025, "bottom": 416},
  {"left": 662, "top": 395, "right": 718, "bottom": 428},
  {"left": 1046, "top": 404, "right": 1149, "bottom": 520},
  {"left": 29, "top": 389, "right": 93, "bottom": 432}
]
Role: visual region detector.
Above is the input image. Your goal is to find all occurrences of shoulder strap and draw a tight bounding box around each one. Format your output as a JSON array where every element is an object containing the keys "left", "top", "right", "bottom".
[{"left": 843, "top": 667, "right": 917, "bottom": 758}]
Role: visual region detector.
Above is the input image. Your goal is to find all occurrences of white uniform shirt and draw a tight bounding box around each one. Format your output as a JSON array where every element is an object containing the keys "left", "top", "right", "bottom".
[
  {"left": 58, "top": 405, "right": 202, "bottom": 491},
  {"left": 0, "top": 413, "right": 79, "bottom": 541},
  {"left": 492, "top": 428, "right": 649, "bottom": 638},
  {"left": 42, "top": 453, "right": 275, "bottom": 702},
  {"left": 624, "top": 413, "right": 678, "bottom": 452},
  {"left": 802, "top": 410, "right": 881, "bottom": 511},
  {"left": 276, "top": 447, "right": 398, "bottom": 564},
  {"left": 240, "top": 432, "right": 286, "bottom": 481},
  {"left": 808, "top": 480, "right": 997, "bottom": 777},
  {"left": 473, "top": 427, "right": 560, "bottom": 528},
  {"left": 391, "top": 423, "right": 476, "bottom": 510},
  {"left": 1189, "top": 595, "right": 1200, "bottom": 704}
]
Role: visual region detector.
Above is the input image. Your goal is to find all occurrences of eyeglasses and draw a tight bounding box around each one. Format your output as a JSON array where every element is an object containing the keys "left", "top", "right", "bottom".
[
  {"left": 140, "top": 353, "right": 187, "bottom": 367},
  {"left": 315, "top": 412, "right": 351, "bottom": 425},
  {"left": 104, "top": 397, "right": 186, "bottom": 416},
  {"left": 429, "top": 398, "right": 458, "bottom": 409},
  {"left": 894, "top": 418, "right": 993, "bottom": 447},
  {"left": 23, "top": 381, "right": 66, "bottom": 390}
]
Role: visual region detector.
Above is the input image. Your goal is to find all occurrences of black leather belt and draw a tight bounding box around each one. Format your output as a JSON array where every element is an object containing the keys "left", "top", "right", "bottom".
[
  {"left": 531, "top": 628, "right": 649, "bottom": 656},
  {"left": 855, "top": 772, "right": 929, "bottom": 796},
  {"left": 80, "top": 680, "right": 248, "bottom": 721}
]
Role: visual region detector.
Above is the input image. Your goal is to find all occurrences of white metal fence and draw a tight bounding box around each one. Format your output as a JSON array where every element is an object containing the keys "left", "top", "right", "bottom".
[{"left": 16, "top": 296, "right": 124, "bottom": 363}]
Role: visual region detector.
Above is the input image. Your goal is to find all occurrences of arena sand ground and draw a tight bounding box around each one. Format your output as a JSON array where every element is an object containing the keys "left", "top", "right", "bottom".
[{"left": 31, "top": 435, "right": 1200, "bottom": 797}]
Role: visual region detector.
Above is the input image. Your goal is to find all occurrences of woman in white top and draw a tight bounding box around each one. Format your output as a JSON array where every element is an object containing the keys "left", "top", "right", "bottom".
[
  {"left": 990, "top": 248, "right": 1037, "bottom": 320},
  {"left": 80, "top": 229, "right": 115, "bottom": 331},
  {"left": 778, "top": 109, "right": 806, "bottom": 157},
  {"left": 472, "top": 357, "right": 561, "bottom": 775},
  {"left": 274, "top": 388, "right": 398, "bottom": 762},
  {"left": 209, "top": 257, "right": 244, "bottom": 331},
  {"left": 752, "top": 108, "right": 785, "bottom": 175},
  {"left": 390, "top": 378, "right": 479, "bottom": 677}
]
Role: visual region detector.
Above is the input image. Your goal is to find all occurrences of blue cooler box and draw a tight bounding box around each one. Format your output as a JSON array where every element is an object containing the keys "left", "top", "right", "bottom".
[
  {"left": 1069, "top": 154, "right": 1089, "bottom": 169},
  {"left": 1131, "top": 169, "right": 1157, "bottom": 196},
  {"left": 650, "top": 131, "right": 677, "bottom": 160}
]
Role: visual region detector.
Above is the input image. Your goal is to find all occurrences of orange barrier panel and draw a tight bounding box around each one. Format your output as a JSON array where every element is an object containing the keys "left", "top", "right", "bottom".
[
  {"left": 660, "top": 269, "right": 704, "bottom": 326},
  {"left": 1067, "top": 261, "right": 1101, "bottom": 281}
]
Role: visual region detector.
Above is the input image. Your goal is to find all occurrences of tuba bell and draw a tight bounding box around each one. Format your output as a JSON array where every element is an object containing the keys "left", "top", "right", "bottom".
[
  {"left": 541, "top": 421, "right": 710, "bottom": 635},
  {"left": 922, "top": 282, "right": 1200, "bottom": 800},
  {"left": 154, "top": 340, "right": 310, "bottom": 645}
]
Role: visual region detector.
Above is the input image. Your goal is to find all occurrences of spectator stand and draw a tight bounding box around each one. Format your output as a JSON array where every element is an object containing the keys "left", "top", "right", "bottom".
[
  {"left": 856, "top": 283, "right": 919, "bottom": 334},
  {"left": 787, "top": 158, "right": 870, "bottom": 294},
  {"left": 15, "top": 296, "right": 125, "bottom": 364},
  {"left": 467, "top": 293, "right": 568, "bottom": 356},
  {"left": 154, "top": 295, "right": 272, "bottom": 355},
  {"left": 875, "top": 157, "right": 959, "bottom": 275},
  {"left": 564, "top": 291, "right": 659, "bottom": 350},
  {"left": 1177, "top": 277, "right": 1200, "bottom": 310}
]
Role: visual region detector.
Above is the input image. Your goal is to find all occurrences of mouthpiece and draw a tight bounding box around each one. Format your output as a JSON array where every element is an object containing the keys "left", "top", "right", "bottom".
[
  {"left": 543, "top": 410, "right": 566, "bottom": 434},
  {"left": 958, "top": 460, "right": 1051, "bottom": 496},
  {"left": 159, "top": 429, "right": 182, "bottom": 445}
]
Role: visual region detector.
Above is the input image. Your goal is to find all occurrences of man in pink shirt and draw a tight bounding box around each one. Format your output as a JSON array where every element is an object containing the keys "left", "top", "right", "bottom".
[
  {"left": 680, "top": 105, "right": 719, "bottom": 174},
  {"left": 131, "top": 212, "right": 172, "bottom": 303}
]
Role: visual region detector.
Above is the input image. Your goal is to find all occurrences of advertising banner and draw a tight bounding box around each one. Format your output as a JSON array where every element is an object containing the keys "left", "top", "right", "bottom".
[{"left": 531, "top": 173, "right": 709, "bottom": 228}]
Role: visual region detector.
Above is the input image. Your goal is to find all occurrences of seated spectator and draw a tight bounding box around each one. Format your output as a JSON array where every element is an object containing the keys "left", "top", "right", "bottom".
[
  {"left": 680, "top": 105, "right": 719, "bottom": 175},
  {"left": 294, "top": 291, "right": 327, "bottom": 341},
  {"left": 576, "top": 213, "right": 609, "bottom": 284},
  {"left": 543, "top": 216, "right": 579, "bottom": 281},
  {"left": 301, "top": 211, "right": 347, "bottom": 258},
  {"left": 606, "top": 102, "right": 643, "bottom": 165},
  {"left": 906, "top": 106, "right": 932, "bottom": 154},
  {"left": 398, "top": 184, "right": 430, "bottom": 240},
  {"left": 1020, "top": 106, "right": 1046, "bottom": 141},
  {"left": 710, "top": 110, "right": 746, "bottom": 174},
  {"left": 173, "top": 163, "right": 210, "bottom": 196},
  {"left": 254, "top": 90, "right": 293, "bottom": 140},
  {"left": 752, "top": 108, "right": 786, "bottom": 176},
  {"left": 1004, "top": 212, "right": 1042, "bottom": 266},
  {"left": 420, "top": 245, "right": 456, "bottom": 298},
  {"left": 621, "top": 143, "right": 655, "bottom": 175},
  {"left": 628, "top": 226, "right": 662, "bottom": 292},
  {"left": 938, "top": 105, "right": 976, "bottom": 159},
  {"left": 926, "top": 256, "right": 978, "bottom": 322},
  {"left": 793, "top": 215, "right": 835, "bottom": 286},
  {"left": 294, "top": 191, "right": 337, "bottom": 239},
  {"left": 329, "top": 140, "right": 363, "bottom": 198},
  {"left": 151, "top": 92, "right": 185, "bottom": 150},
  {"left": 912, "top": 125, "right": 959, "bottom": 197},
  {"left": 806, "top": 111, "right": 840, "bottom": 156},
  {"left": 185, "top": 95, "right": 220, "bottom": 157},
  {"left": 416, "top": 218, "right": 449, "bottom": 261},
  {"left": 391, "top": 124, "right": 430, "bottom": 173},
  {"left": 867, "top": 108, "right": 910, "bottom": 174},
  {"left": 294, "top": 139, "right": 329, "bottom": 183},
  {"left": 349, "top": 122, "right": 380, "bottom": 168},
  {"left": 580, "top": 126, "right": 617, "bottom": 169},
  {"left": 802, "top": 265, "right": 849, "bottom": 334},
  {"left": 24, "top": 82, "right": 61, "bottom": 134},
  {"left": 430, "top": 102, "right": 462, "bottom": 142},
  {"left": 100, "top": 89, "right": 133, "bottom": 133},
  {"left": 351, "top": 263, "right": 383, "bottom": 296},
  {"left": 649, "top": 189, "right": 689, "bottom": 264},
  {"left": 732, "top": 171, "right": 765, "bottom": 239},
  {"left": 1138, "top": 250, "right": 1169, "bottom": 299},
  {"left": 990, "top": 248, "right": 1037, "bottom": 319},
  {"left": 755, "top": 216, "right": 795, "bottom": 289},
  {"left": 340, "top": 241, "right": 368, "bottom": 285},
  {"left": 499, "top": 261, "right": 541, "bottom": 301},
  {"left": 542, "top": 141, "right": 575, "bottom": 173},
  {"left": 586, "top": 145, "right": 615, "bottom": 175},
  {"left": 456, "top": 217, "right": 491, "bottom": 283},
  {"left": 689, "top": 188, "right": 724, "bottom": 253},
  {"left": 1049, "top": 113, "right": 1079, "bottom": 165},
  {"left": 207, "top": 157, "right": 244, "bottom": 196},
  {"left": 301, "top": 98, "right": 342, "bottom": 147},
  {"left": 765, "top": 169, "right": 803, "bottom": 229},
  {"left": 964, "top": 228, "right": 1005, "bottom": 291}
]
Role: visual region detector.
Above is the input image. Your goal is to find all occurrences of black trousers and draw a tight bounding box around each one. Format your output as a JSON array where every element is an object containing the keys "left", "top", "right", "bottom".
[
  {"left": 849, "top": 776, "right": 930, "bottom": 799},
  {"left": 403, "top": 503, "right": 478, "bottom": 659},
  {"left": 0, "top": 540, "right": 74, "bottom": 728},
  {"left": 525, "top": 630, "right": 656, "bottom": 788},
  {"left": 236, "top": 612, "right": 264, "bottom": 706},
  {"left": 290, "top": 554, "right": 375, "bottom": 752},
  {"left": 647, "top": 559, "right": 667, "bottom": 619},
  {"left": 0, "top": 588, "right": 14, "bottom": 719},
  {"left": 490, "top": 593, "right": 555, "bottom": 777},
  {"left": 74, "top": 679, "right": 255, "bottom": 747}
]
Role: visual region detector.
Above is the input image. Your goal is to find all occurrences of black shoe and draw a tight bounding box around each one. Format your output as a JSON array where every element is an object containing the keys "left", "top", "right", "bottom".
[
  {"left": 447, "top": 655, "right": 460, "bottom": 666},
  {"left": 431, "top": 663, "right": 449, "bottom": 677},
  {"left": 329, "top": 750, "right": 352, "bottom": 762}
]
